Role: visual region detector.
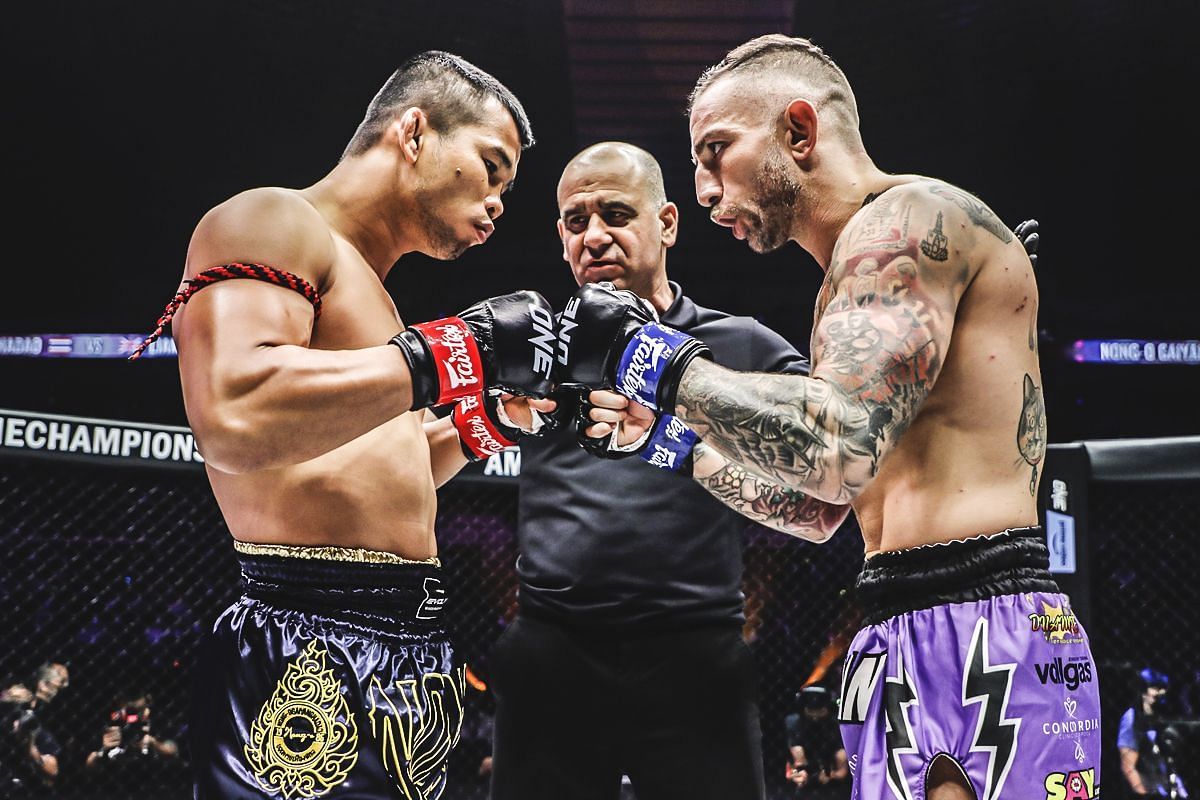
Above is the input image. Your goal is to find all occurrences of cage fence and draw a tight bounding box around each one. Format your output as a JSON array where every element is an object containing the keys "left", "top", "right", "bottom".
[{"left": 0, "top": 436, "right": 1196, "bottom": 799}]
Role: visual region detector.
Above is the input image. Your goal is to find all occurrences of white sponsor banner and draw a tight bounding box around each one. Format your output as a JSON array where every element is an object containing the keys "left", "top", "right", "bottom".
[
  {"left": 0, "top": 408, "right": 526, "bottom": 481},
  {"left": 482, "top": 447, "right": 521, "bottom": 478},
  {"left": 0, "top": 408, "right": 204, "bottom": 468}
]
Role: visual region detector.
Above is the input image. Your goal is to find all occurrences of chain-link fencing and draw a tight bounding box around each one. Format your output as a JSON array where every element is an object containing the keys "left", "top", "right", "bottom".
[
  {"left": 1, "top": 435, "right": 1197, "bottom": 799},
  {"left": 1089, "top": 479, "right": 1200, "bottom": 792}
]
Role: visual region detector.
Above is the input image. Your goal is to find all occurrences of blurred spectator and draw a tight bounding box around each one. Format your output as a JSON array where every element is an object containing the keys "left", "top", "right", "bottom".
[
  {"left": 1118, "top": 667, "right": 1189, "bottom": 798},
  {"left": 783, "top": 686, "right": 849, "bottom": 798},
  {"left": 1177, "top": 669, "right": 1200, "bottom": 719},
  {"left": 84, "top": 691, "right": 180, "bottom": 799},
  {"left": 0, "top": 662, "right": 69, "bottom": 797},
  {"left": 445, "top": 666, "right": 496, "bottom": 800}
]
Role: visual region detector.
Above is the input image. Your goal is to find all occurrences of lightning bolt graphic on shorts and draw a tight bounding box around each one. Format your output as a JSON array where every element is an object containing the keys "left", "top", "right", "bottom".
[
  {"left": 961, "top": 617, "right": 1019, "bottom": 800},
  {"left": 883, "top": 645, "right": 919, "bottom": 800}
]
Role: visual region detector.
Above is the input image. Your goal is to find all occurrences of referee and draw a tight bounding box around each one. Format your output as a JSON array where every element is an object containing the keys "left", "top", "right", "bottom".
[{"left": 488, "top": 142, "right": 810, "bottom": 800}]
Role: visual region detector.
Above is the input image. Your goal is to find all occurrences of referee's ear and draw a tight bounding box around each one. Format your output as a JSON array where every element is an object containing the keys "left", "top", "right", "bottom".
[{"left": 659, "top": 202, "right": 679, "bottom": 248}]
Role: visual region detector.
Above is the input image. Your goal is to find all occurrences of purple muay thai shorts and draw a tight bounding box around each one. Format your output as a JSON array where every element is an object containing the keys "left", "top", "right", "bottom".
[{"left": 838, "top": 527, "right": 1101, "bottom": 800}]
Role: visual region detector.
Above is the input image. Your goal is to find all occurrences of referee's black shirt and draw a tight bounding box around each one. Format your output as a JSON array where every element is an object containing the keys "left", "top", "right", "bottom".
[{"left": 516, "top": 282, "right": 809, "bottom": 631}]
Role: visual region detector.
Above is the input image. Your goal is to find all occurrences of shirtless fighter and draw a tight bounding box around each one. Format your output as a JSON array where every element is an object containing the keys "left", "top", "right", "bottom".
[
  {"left": 132, "top": 51, "right": 556, "bottom": 799},
  {"left": 558, "top": 34, "right": 1100, "bottom": 800}
]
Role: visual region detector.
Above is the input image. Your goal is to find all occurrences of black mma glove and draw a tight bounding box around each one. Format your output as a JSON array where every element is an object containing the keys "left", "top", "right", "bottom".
[
  {"left": 1014, "top": 218, "right": 1039, "bottom": 269},
  {"left": 390, "top": 290, "right": 556, "bottom": 410},
  {"left": 453, "top": 386, "right": 574, "bottom": 462},
  {"left": 555, "top": 281, "right": 711, "bottom": 414},
  {"left": 575, "top": 391, "right": 698, "bottom": 472}
]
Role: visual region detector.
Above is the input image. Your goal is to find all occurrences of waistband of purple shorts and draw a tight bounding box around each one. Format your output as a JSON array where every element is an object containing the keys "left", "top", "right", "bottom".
[{"left": 855, "top": 526, "right": 1059, "bottom": 625}]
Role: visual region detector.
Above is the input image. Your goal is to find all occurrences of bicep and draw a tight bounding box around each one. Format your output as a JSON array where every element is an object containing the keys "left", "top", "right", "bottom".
[
  {"left": 179, "top": 279, "right": 315, "bottom": 363},
  {"left": 176, "top": 195, "right": 330, "bottom": 406}
]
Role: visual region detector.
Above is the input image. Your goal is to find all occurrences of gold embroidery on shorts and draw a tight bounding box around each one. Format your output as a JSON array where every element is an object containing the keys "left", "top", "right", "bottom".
[
  {"left": 368, "top": 668, "right": 466, "bottom": 799},
  {"left": 233, "top": 539, "right": 441, "bottom": 567},
  {"left": 245, "top": 641, "right": 359, "bottom": 799}
]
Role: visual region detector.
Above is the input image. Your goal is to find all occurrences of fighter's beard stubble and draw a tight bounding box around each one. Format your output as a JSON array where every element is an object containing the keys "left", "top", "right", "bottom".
[{"left": 743, "top": 148, "right": 802, "bottom": 253}]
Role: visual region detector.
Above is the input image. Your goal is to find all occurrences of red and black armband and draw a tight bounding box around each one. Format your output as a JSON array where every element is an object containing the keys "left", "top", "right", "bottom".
[
  {"left": 128, "top": 263, "right": 321, "bottom": 360},
  {"left": 390, "top": 317, "right": 485, "bottom": 410},
  {"left": 452, "top": 394, "right": 518, "bottom": 461}
]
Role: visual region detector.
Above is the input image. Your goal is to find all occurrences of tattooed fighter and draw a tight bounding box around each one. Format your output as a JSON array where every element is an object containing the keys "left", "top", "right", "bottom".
[{"left": 559, "top": 34, "right": 1098, "bottom": 800}]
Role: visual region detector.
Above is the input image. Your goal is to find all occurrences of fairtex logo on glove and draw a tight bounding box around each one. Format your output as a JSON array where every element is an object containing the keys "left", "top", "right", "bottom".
[
  {"left": 645, "top": 444, "right": 679, "bottom": 470},
  {"left": 616, "top": 323, "right": 692, "bottom": 411},
  {"left": 663, "top": 416, "right": 690, "bottom": 444},
  {"left": 433, "top": 321, "right": 481, "bottom": 390},
  {"left": 461, "top": 397, "right": 507, "bottom": 456},
  {"left": 620, "top": 330, "right": 672, "bottom": 398},
  {"left": 528, "top": 303, "right": 556, "bottom": 380},
  {"left": 640, "top": 414, "right": 698, "bottom": 471},
  {"left": 454, "top": 394, "right": 514, "bottom": 460}
]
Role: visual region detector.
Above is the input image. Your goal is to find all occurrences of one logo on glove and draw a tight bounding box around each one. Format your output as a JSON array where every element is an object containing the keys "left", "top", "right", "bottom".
[
  {"left": 620, "top": 329, "right": 672, "bottom": 400},
  {"left": 434, "top": 322, "right": 480, "bottom": 390},
  {"left": 528, "top": 303, "right": 556, "bottom": 380},
  {"left": 556, "top": 297, "right": 580, "bottom": 366}
]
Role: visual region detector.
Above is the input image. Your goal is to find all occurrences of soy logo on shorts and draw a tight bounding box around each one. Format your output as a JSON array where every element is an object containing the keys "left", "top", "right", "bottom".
[{"left": 1043, "top": 766, "right": 1097, "bottom": 800}]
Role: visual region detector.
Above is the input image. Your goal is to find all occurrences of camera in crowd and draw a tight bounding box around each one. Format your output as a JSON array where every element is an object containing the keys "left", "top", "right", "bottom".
[
  {"left": 2, "top": 701, "right": 41, "bottom": 743},
  {"left": 101, "top": 699, "right": 152, "bottom": 759}
]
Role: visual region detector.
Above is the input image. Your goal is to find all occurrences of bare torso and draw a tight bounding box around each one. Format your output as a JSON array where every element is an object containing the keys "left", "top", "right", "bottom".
[
  {"left": 822, "top": 179, "right": 1044, "bottom": 555},
  {"left": 173, "top": 189, "right": 438, "bottom": 559}
]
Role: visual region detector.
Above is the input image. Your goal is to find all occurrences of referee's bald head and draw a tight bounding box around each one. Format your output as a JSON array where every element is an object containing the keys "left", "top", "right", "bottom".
[{"left": 558, "top": 142, "right": 667, "bottom": 209}]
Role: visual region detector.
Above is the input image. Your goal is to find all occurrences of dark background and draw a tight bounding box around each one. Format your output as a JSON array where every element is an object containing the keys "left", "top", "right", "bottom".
[
  {"left": 1, "top": 0, "right": 1197, "bottom": 437},
  {"left": 0, "top": 3, "right": 1197, "bottom": 796}
]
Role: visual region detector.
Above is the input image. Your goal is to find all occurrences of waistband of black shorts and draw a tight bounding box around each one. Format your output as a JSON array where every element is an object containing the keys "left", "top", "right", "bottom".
[
  {"left": 855, "top": 526, "right": 1060, "bottom": 625},
  {"left": 234, "top": 540, "right": 448, "bottom": 626}
]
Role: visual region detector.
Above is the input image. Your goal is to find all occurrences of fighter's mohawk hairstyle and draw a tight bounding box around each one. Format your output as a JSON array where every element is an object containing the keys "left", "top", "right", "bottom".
[{"left": 687, "top": 34, "right": 848, "bottom": 116}]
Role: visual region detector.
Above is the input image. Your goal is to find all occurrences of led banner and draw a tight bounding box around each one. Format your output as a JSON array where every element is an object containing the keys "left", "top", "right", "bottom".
[
  {"left": 0, "top": 408, "right": 203, "bottom": 470},
  {"left": 1071, "top": 339, "right": 1200, "bottom": 365},
  {"left": 0, "top": 334, "right": 174, "bottom": 358},
  {"left": 0, "top": 408, "right": 519, "bottom": 482}
]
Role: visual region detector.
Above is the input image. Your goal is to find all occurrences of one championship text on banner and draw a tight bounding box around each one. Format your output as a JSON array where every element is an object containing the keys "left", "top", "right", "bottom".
[
  {"left": 0, "top": 409, "right": 204, "bottom": 471},
  {"left": 0, "top": 408, "right": 523, "bottom": 482}
]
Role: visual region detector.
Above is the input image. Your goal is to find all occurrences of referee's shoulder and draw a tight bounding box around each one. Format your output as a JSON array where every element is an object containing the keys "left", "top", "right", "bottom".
[
  {"left": 687, "top": 298, "right": 780, "bottom": 342},
  {"left": 687, "top": 300, "right": 807, "bottom": 373}
]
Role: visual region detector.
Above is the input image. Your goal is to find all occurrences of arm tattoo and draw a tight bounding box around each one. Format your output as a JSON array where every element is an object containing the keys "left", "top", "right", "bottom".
[
  {"left": 1017, "top": 373, "right": 1047, "bottom": 495},
  {"left": 695, "top": 444, "right": 847, "bottom": 539},
  {"left": 678, "top": 194, "right": 960, "bottom": 502},
  {"left": 928, "top": 184, "right": 1014, "bottom": 244}
]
